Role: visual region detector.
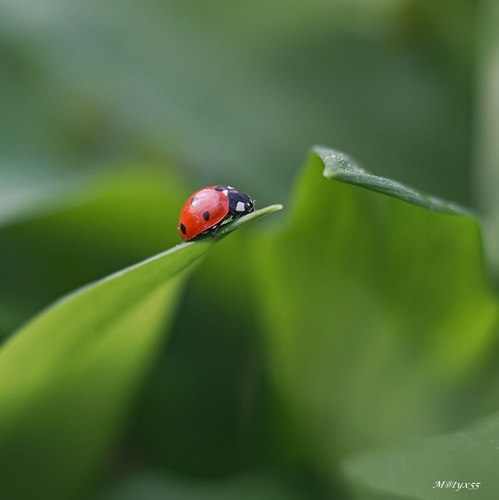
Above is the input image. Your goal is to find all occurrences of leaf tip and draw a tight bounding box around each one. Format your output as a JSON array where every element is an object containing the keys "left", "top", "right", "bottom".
[
  {"left": 310, "top": 145, "right": 474, "bottom": 216},
  {"left": 216, "top": 203, "right": 284, "bottom": 238}
]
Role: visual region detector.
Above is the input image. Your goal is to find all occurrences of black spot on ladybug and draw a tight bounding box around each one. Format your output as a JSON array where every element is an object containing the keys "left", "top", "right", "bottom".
[
  {"left": 180, "top": 223, "right": 187, "bottom": 235},
  {"left": 203, "top": 211, "right": 210, "bottom": 221},
  {"left": 215, "top": 186, "right": 226, "bottom": 191},
  {"left": 191, "top": 196, "right": 199, "bottom": 206}
]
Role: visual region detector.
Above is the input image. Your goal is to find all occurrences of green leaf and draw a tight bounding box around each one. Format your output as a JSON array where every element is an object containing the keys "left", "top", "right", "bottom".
[
  {"left": 341, "top": 411, "right": 499, "bottom": 499},
  {"left": 217, "top": 204, "right": 283, "bottom": 238},
  {"left": 0, "top": 241, "right": 208, "bottom": 500},
  {"left": 314, "top": 146, "right": 471, "bottom": 215},
  {"left": 0, "top": 196, "right": 280, "bottom": 500},
  {"left": 252, "top": 146, "right": 498, "bottom": 478}
]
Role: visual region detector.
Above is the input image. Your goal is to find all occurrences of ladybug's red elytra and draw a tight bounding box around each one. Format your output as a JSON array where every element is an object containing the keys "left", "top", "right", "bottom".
[{"left": 178, "top": 185, "right": 255, "bottom": 241}]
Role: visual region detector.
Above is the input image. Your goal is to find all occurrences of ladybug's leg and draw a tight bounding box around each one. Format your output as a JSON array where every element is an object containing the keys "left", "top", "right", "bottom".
[
  {"left": 210, "top": 212, "right": 239, "bottom": 237},
  {"left": 210, "top": 222, "right": 223, "bottom": 237},
  {"left": 227, "top": 209, "right": 244, "bottom": 221},
  {"left": 196, "top": 222, "right": 223, "bottom": 239}
]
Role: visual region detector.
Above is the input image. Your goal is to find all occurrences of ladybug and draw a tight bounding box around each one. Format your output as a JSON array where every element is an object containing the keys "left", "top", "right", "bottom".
[{"left": 178, "top": 185, "right": 255, "bottom": 241}]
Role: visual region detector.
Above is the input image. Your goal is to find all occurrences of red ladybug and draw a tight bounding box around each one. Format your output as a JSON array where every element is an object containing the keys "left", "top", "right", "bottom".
[{"left": 178, "top": 185, "right": 255, "bottom": 241}]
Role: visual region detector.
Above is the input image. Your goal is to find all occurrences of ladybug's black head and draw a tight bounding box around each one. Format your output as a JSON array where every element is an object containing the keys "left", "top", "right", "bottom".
[{"left": 227, "top": 188, "right": 255, "bottom": 217}]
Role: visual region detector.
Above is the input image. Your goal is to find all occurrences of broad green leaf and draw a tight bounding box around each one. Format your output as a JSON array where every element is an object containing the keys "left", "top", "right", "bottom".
[
  {"left": 252, "top": 147, "right": 498, "bottom": 481},
  {"left": 0, "top": 241, "right": 208, "bottom": 500},
  {"left": 0, "top": 200, "right": 279, "bottom": 500},
  {"left": 341, "top": 411, "right": 499, "bottom": 499}
]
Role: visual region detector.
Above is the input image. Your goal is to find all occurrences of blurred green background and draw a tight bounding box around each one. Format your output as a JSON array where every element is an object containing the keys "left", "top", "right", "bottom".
[
  {"left": 2, "top": 0, "right": 499, "bottom": 499},
  {"left": 1, "top": 0, "right": 478, "bottom": 206}
]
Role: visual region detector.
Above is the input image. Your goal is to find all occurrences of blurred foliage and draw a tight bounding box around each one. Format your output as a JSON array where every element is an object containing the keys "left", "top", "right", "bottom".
[
  {"left": 98, "top": 470, "right": 308, "bottom": 500},
  {"left": 0, "top": 168, "right": 188, "bottom": 337},
  {"left": 1, "top": 0, "right": 499, "bottom": 499},
  {"left": 475, "top": 0, "right": 499, "bottom": 277},
  {"left": 342, "top": 410, "right": 499, "bottom": 499}
]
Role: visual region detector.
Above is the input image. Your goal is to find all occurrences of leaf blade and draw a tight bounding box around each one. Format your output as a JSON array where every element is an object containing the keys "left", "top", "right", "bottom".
[
  {"left": 251, "top": 146, "right": 498, "bottom": 483},
  {"left": 0, "top": 241, "right": 208, "bottom": 500}
]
